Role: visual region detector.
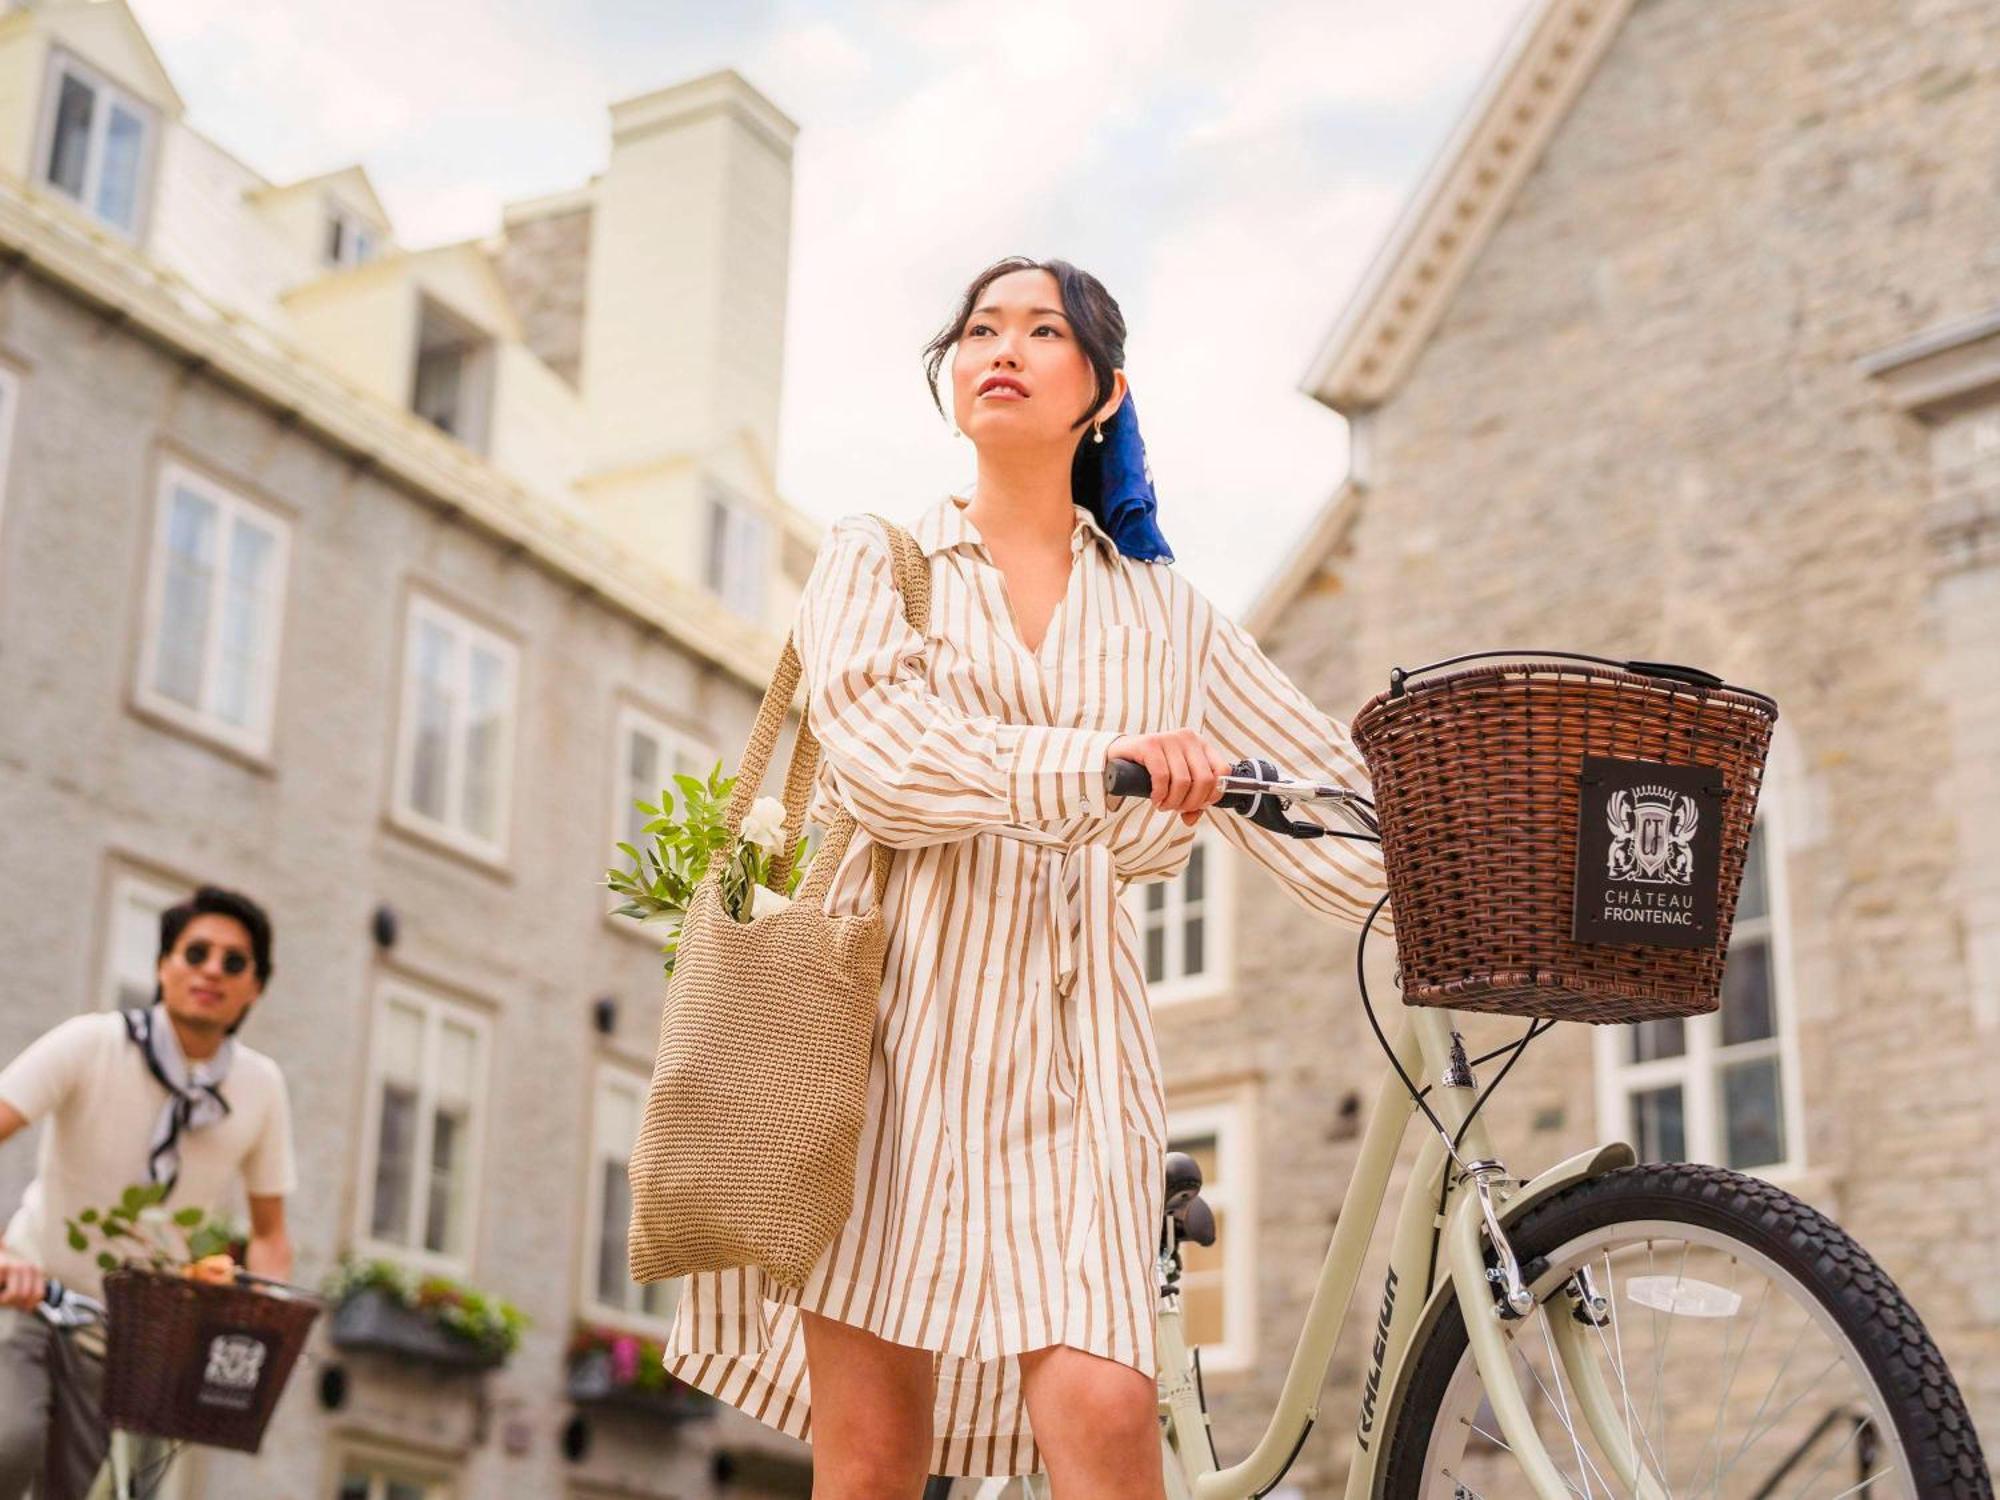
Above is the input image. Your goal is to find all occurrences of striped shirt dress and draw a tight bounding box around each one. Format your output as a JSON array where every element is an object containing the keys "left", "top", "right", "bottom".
[{"left": 662, "top": 490, "right": 1390, "bottom": 1477}]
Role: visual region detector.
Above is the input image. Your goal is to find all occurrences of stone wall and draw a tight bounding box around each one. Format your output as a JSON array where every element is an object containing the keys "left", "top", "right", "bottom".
[
  {"left": 1158, "top": 0, "right": 2000, "bottom": 1488},
  {"left": 0, "top": 265, "right": 808, "bottom": 1497}
]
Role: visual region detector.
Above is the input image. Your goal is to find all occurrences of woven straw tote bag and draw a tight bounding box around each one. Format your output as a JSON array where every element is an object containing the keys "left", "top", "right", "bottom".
[{"left": 627, "top": 515, "right": 931, "bottom": 1292}]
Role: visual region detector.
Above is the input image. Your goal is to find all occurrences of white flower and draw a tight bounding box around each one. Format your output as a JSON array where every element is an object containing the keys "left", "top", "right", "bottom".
[
  {"left": 137, "top": 1206, "right": 170, "bottom": 1228},
  {"left": 749, "top": 884, "right": 794, "bottom": 920},
  {"left": 740, "top": 795, "right": 788, "bottom": 853}
]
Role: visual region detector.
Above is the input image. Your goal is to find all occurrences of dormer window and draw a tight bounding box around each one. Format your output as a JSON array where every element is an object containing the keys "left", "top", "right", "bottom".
[
  {"left": 704, "top": 487, "right": 769, "bottom": 620},
  {"left": 37, "top": 51, "right": 156, "bottom": 237},
  {"left": 410, "top": 297, "right": 494, "bottom": 453},
  {"left": 325, "top": 203, "right": 379, "bottom": 268}
]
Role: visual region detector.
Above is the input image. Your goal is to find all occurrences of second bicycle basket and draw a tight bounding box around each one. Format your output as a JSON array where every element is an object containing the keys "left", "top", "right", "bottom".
[
  {"left": 100, "top": 1266, "right": 321, "bottom": 1452},
  {"left": 1350, "top": 651, "right": 1777, "bottom": 1023}
]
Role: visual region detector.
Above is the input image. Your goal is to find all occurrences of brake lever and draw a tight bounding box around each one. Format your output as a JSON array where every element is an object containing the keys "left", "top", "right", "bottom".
[{"left": 1217, "top": 758, "right": 1331, "bottom": 840}]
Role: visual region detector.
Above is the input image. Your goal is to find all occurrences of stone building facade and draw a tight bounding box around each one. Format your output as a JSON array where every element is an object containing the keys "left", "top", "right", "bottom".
[
  {"left": 1144, "top": 0, "right": 2000, "bottom": 1492},
  {"left": 0, "top": 1, "right": 822, "bottom": 1495}
]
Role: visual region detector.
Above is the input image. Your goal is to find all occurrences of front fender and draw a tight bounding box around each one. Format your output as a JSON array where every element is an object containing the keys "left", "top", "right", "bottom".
[{"left": 1363, "top": 1141, "right": 1638, "bottom": 1496}]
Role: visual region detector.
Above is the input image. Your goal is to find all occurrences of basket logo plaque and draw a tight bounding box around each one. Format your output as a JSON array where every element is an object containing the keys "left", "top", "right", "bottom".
[
  {"left": 1573, "top": 756, "right": 1723, "bottom": 949},
  {"left": 195, "top": 1328, "right": 273, "bottom": 1410}
]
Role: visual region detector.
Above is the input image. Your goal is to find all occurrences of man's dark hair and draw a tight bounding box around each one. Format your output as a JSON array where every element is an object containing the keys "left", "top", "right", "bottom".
[
  {"left": 921, "top": 255, "right": 1129, "bottom": 516},
  {"left": 155, "top": 886, "right": 275, "bottom": 1033}
]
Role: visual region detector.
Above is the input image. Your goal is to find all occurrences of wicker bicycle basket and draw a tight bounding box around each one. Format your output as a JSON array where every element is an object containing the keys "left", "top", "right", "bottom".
[
  {"left": 101, "top": 1267, "right": 321, "bottom": 1452},
  {"left": 1349, "top": 652, "right": 1778, "bottom": 1024}
]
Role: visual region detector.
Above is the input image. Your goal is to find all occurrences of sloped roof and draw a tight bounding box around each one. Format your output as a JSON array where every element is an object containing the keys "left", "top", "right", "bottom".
[
  {"left": 1250, "top": 0, "right": 1634, "bottom": 632},
  {"left": 250, "top": 165, "right": 394, "bottom": 232},
  {"left": 9, "top": 0, "right": 186, "bottom": 115}
]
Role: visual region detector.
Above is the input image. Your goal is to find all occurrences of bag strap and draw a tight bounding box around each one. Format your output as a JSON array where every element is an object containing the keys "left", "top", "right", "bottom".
[{"left": 721, "top": 515, "right": 930, "bottom": 909}]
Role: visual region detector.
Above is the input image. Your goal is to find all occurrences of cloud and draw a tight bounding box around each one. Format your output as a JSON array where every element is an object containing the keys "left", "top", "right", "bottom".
[{"left": 127, "top": 0, "right": 1534, "bottom": 612}]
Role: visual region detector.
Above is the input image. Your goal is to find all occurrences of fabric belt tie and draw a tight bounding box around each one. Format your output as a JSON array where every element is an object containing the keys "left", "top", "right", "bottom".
[{"left": 985, "top": 826, "right": 1130, "bottom": 1281}]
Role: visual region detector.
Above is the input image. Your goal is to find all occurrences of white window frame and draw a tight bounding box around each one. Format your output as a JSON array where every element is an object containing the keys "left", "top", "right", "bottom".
[
  {"left": 1594, "top": 787, "right": 1806, "bottom": 1181},
  {"left": 704, "top": 487, "right": 769, "bottom": 621},
  {"left": 609, "top": 703, "right": 716, "bottom": 866},
  {"left": 324, "top": 199, "right": 379, "bottom": 269},
  {"left": 1127, "top": 827, "right": 1234, "bottom": 1006},
  {"left": 134, "top": 462, "right": 292, "bottom": 761},
  {"left": 33, "top": 48, "right": 158, "bottom": 239},
  {"left": 352, "top": 980, "right": 493, "bottom": 1277},
  {"left": 332, "top": 1440, "right": 457, "bottom": 1500},
  {"left": 389, "top": 595, "right": 519, "bottom": 866},
  {"left": 100, "top": 868, "right": 185, "bottom": 1013},
  {"left": 1165, "top": 1092, "right": 1257, "bottom": 1372},
  {"left": 0, "top": 364, "right": 19, "bottom": 550},
  {"left": 579, "top": 1060, "right": 680, "bottom": 1337}
]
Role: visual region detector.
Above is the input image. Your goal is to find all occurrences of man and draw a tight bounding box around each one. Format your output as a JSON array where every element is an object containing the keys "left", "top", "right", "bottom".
[{"left": 0, "top": 885, "right": 297, "bottom": 1497}]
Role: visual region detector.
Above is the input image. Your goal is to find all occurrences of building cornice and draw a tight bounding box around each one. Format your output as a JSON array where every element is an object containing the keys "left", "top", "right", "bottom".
[
  {"left": 0, "top": 175, "right": 792, "bottom": 699},
  {"left": 1859, "top": 307, "right": 2000, "bottom": 421},
  {"left": 1298, "top": 0, "right": 1632, "bottom": 417}
]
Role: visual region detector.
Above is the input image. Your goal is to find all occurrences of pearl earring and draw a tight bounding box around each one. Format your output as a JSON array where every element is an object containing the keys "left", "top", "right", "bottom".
[{"left": 1092, "top": 423, "right": 1104, "bottom": 444}]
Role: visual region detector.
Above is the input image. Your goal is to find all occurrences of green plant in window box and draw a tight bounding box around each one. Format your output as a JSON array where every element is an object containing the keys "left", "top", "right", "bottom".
[
  {"left": 322, "top": 1255, "right": 527, "bottom": 1362},
  {"left": 603, "top": 760, "right": 813, "bottom": 976}
]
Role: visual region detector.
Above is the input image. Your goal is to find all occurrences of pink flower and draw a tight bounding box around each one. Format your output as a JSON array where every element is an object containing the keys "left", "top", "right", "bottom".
[{"left": 611, "top": 1335, "right": 640, "bottom": 1385}]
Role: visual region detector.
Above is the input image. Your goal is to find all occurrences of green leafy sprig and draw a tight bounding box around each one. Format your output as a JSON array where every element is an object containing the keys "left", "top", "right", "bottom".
[
  {"left": 603, "top": 760, "right": 812, "bottom": 975},
  {"left": 65, "top": 1182, "right": 244, "bottom": 1275}
]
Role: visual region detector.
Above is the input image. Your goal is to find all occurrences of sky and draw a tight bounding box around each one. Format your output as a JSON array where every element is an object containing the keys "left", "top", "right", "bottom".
[{"left": 128, "top": 0, "right": 1537, "bottom": 614}]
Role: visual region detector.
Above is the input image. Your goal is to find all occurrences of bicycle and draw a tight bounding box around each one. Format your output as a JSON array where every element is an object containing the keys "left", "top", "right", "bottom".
[
  {"left": 35, "top": 1270, "right": 322, "bottom": 1500},
  {"left": 930, "top": 753, "right": 1989, "bottom": 1500}
]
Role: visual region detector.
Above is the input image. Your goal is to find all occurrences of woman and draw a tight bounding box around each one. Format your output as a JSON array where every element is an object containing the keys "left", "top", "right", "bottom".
[{"left": 662, "top": 257, "right": 1389, "bottom": 1498}]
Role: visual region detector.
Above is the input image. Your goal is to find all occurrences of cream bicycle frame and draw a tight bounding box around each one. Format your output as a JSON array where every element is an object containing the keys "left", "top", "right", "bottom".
[{"left": 1159, "top": 1003, "right": 1645, "bottom": 1500}]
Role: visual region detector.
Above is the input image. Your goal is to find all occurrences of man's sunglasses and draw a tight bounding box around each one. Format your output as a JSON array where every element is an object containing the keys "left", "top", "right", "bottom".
[{"left": 178, "top": 940, "right": 253, "bottom": 977}]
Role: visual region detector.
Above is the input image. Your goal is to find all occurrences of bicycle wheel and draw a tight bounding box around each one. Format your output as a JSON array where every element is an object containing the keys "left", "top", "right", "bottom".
[{"left": 1382, "top": 1163, "right": 1989, "bottom": 1500}]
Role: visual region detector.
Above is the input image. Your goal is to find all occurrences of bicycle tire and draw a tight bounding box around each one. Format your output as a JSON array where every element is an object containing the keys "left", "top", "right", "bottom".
[{"left": 1380, "top": 1162, "right": 1990, "bottom": 1500}]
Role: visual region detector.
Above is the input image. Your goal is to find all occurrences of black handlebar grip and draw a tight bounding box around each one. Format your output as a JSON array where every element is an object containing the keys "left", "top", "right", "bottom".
[{"left": 1105, "top": 758, "right": 1153, "bottom": 799}]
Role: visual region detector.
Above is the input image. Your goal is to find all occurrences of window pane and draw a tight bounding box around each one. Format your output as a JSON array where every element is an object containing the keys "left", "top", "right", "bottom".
[
  {"left": 1183, "top": 915, "right": 1205, "bottom": 977},
  {"left": 1145, "top": 925, "right": 1166, "bottom": 983},
  {"left": 1720, "top": 938, "right": 1776, "bottom": 1046},
  {"left": 596, "top": 1157, "right": 630, "bottom": 1308},
  {"left": 435, "top": 1021, "right": 477, "bottom": 1105},
  {"left": 1736, "top": 822, "right": 1768, "bottom": 924},
  {"left": 335, "top": 1474, "right": 371, "bottom": 1500},
  {"left": 95, "top": 101, "right": 145, "bottom": 230},
  {"left": 705, "top": 498, "right": 729, "bottom": 592},
  {"left": 1630, "top": 1085, "right": 1685, "bottom": 1162},
  {"left": 386, "top": 1482, "right": 427, "bottom": 1500},
  {"left": 110, "top": 883, "right": 173, "bottom": 1012},
  {"left": 642, "top": 1276, "right": 679, "bottom": 1321},
  {"left": 45, "top": 72, "right": 93, "bottom": 199},
  {"left": 379, "top": 1001, "right": 425, "bottom": 1086},
  {"left": 625, "top": 728, "right": 661, "bottom": 849},
  {"left": 409, "top": 619, "right": 455, "bottom": 821},
  {"left": 326, "top": 214, "right": 346, "bottom": 264},
  {"left": 461, "top": 644, "right": 508, "bottom": 841},
  {"left": 370, "top": 1083, "right": 417, "bottom": 1242},
  {"left": 155, "top": 487, "right": 218, "bottom": 708},
  {"left": 1627, "top": 1017, "right": 1684, "bottom": 1064},
  {"left": 1722, "top": 1058, "right": 1785, "bottom": 1169},
  {"left": 1185, "top": 842, "right": 1205, "bottom": 902},
  {"left": 413, "top": 347, "right": 464, "bottom": 436},
  {"left": 423, "top": 1106, "right": 464, "bottom": 1255},
  {"left": 214, "top": 518, "right": 277, "bottom": 729}
]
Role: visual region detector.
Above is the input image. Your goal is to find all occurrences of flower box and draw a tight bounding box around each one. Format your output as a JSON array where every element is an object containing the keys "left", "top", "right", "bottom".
[
  {"left": 329, "top": 1286, "right": 507, "bottom": 1371},
  {"left": 563, "top": 1327, "right": 714, "bottom": 1424}
]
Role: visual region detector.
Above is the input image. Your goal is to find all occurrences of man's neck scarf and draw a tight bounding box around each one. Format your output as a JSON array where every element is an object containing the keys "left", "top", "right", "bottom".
[{"left": 124, "top": 1003, "right": 234, "bottom": 1194}]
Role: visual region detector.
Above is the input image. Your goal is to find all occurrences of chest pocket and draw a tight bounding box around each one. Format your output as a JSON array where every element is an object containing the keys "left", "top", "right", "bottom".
[{"left": 1071, "top": 623, "right": 1186, "bottom": 737}]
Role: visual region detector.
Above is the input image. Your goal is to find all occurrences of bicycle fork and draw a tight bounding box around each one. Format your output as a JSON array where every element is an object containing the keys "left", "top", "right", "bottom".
[{"left": 1443, "top": 1153, "right": 1669, "bottom": 1500}]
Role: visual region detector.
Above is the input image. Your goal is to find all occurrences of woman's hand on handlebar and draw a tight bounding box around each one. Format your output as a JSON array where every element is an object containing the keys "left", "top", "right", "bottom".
[
  {"left": 1104, "top": 730, "right": 1234, "bottom": 825},
  {"left": 0, "top": 1250, "right": 46, "bottom": 1310}
]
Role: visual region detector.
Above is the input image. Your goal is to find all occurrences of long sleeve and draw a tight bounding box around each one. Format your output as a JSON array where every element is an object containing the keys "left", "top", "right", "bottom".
[
  {"left": 795, "top": 514, "right": 1123, "bottom": 848},
  {"left": 1195, "top": 599, "right": 1395, "bottom": 938}
]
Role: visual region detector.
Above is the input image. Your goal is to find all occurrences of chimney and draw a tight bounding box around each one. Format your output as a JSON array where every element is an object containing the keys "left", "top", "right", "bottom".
[{"left": 579, "top": 69, "right": 798, "bottom": 482}]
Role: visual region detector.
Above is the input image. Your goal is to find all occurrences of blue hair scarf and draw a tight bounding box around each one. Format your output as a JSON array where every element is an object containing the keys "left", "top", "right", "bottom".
[{"left": 1086, "top": 389, "right": 1174, "bottom": 564}]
